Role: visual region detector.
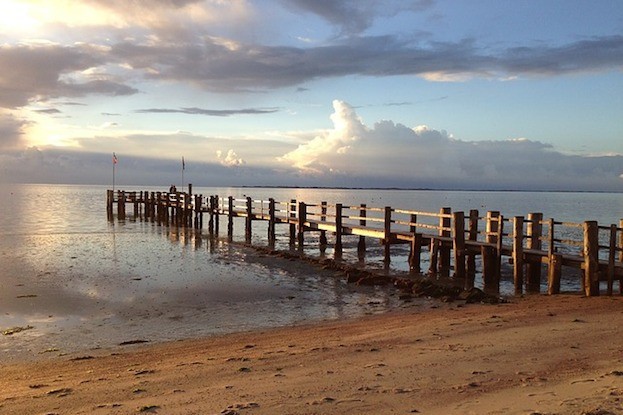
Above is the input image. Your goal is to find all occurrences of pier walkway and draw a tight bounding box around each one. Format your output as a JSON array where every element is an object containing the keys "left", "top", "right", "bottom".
[{"left": 107, "top": 189, "right": 623, "bottom": 297}]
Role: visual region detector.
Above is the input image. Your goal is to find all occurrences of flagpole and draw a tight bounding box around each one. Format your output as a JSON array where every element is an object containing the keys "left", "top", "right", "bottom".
[
  {"left": 181, "top": 156, "right": 185, "bottom": 192},
  {"left": 112, "top": 153, "right": 116, "bottom": 193}
]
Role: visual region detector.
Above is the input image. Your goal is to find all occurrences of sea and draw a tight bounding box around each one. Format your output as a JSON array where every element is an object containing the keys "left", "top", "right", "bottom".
[{"left": 1, "top": 183, "right": 622, "bottom": 361}]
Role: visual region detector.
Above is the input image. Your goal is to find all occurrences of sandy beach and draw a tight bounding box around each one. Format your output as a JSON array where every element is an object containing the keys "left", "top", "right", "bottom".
[{"left": 1, "top": 294, "right": 622, "bottom": 415}]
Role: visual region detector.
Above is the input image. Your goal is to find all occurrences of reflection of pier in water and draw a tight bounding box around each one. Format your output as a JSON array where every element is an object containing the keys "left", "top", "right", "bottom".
[{"left": 107, "top": 188, "right": 623, "bottom": 297}]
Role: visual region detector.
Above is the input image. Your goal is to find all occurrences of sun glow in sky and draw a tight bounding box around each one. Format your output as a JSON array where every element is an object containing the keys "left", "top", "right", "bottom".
[{"left": 0, "top": 0, "right": 622, "bottom": 191}]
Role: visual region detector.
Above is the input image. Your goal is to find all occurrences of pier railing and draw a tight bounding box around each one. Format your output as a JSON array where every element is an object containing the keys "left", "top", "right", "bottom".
[{"left": 107, "top": 189, "right": 623, "bottom": 297}]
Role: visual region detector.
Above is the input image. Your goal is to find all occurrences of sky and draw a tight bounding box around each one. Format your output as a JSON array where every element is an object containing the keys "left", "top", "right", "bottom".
[{"left": 0, "top": 0, "right": 622, "bottom": 191}]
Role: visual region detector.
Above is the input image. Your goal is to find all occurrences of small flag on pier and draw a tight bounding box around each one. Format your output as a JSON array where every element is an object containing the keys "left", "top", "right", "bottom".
[
  {"left": 182, "top": 156, "right": 185, "bottom": 170},
  {"left": 113, "top": 152, "right": 118, "bottom": 164}
]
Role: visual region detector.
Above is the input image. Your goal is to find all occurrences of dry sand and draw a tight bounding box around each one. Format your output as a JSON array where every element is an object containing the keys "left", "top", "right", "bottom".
[{"left": 1, "top": 294, "right": 622, "bottom": 415}]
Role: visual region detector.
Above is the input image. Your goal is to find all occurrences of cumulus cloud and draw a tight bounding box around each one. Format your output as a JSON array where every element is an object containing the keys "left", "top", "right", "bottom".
[
  {"left": 216, "top": 149, "right": 245, "bottom": 167},
  {"left": 279, "top": 100, "right": 623, "bottom": 191}
]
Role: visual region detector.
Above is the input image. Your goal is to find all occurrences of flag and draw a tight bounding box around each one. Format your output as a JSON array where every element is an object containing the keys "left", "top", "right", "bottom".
[
  {"left": 182, "top": 156, "right": 185, "bottom": 170},
  {"left": 113, "top": 152, "right": 118, "bottom": 164}
]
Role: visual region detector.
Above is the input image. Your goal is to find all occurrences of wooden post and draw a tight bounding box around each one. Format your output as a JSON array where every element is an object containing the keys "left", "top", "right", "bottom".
[
  {"left": 409, "top": 233, "right": 422, "bottom": 274},
  {"left": 107, "top": 190, "right": 114, "bottom": 220},
  {"left": 547, "top": 253, "right": 562, "bottom": 295},
  {"left": 466, "top": 209, "right": 479, "bottom": 287},
  {"left": 357, "top": 204, "right": 367, "bottom": 258},
  {"left": 452, "top": 211, "right": 466, "bottom": 280},
  {"left": 583, "top": 221, "right": 600, "bottom": 296},
  {"left": 481, "top": 245, "right": 499, "bottom": 294},
  {"left": 409, "top": 214, "right": 420, "bottom": 273},
  {"left": 512, "top": 216, "right": 524, "bottom": 295},
  {"left": 437, "top": 208, "right": 452, "bottom": 278},
  {"left": 289, "top": 199, "right": 296, "bottom": 247},
  {"left": 384, "top": 206, "right": 392, "bottom": 266},
  {"left": 227, "top": 196, "right": 234, "bottom": 241},
  {"left": 319, "top": 201, "right": 328, "bottom": 250},
  {"left": 526, "top": 213, "right": 543, "bottom": 292},
  {"left": 208, "top": 196, "right": 214, "bottom": 235},
  {"left": 607, "top": 224, "right": 617, "bottom": 295},
  {"left": 214, "top": 195, "right": 220, "bottom": 235},
  {"left": 133, "top": 192, "right": 139, "bottom": 217},
  {"left": 118, "top": 191, "right": 126, "bottom": 220},
  {"left": 245, "top": 196, "right": 253, "bottom": 243},
  {"left": 620, "top": 219, "right": 623, "bottom": 295},
  {"left": 335, "top": 203, "right": 343, "bottom": 258},
  {"left": 268, "top": 198, "right": 276, "bottom": 246},
  {"left": 297, "top": 201, "right": 306, "bottom": 250}
]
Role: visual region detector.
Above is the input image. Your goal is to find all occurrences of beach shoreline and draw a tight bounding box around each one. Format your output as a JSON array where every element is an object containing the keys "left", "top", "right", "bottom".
[{"left": 1, "top": 294, "right": 622, "bottom": 414}]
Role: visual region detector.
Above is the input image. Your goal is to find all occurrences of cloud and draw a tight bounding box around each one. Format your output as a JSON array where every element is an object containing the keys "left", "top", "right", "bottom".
[
  {"left": 33, "top": 108, "right": 62, "bottom": 114},
  {"left": 108, "top": 34, "right": 623, "bottom": 93},
  {"left": 216, "top": 149, "right": 245, "bottom": 167},
  {"left": 281, "top": 0, "right": 434, "bottom": 35},
  {"left": 279, "top": 100, "right": 623, "bottom": 191},
  {"left": 0, "top": 112, "right": 28, "bottom": 149},
  {"left": 135, "top": 107, "right": 279, "bottom": 117},
  {"left": 0, "top": 43, "right": 137, "bottom": 109}
]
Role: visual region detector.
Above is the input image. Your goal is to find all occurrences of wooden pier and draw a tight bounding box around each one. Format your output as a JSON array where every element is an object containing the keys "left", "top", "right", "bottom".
[{"left": 107, "top": 189, "right": 623, "bottom": 297}]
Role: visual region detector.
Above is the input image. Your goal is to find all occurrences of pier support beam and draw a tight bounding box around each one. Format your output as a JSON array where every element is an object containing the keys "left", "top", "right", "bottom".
[
  {"left": 383, "top": 206, "right": 392, "bottom": 267},
  {"left": 319, "top": 202, "right": 328, "bottom": 253},
  {"left": 526, "top": 213, "right": 543, "bottom": 292},
  {"left": 268, "top": 198, "right": 276, "bottom": 247},
  {"left": 357, "top": 204, "right": 367, "bottom": 259},
  {"left": 466, "top": 209, "right": 479, "bottom": 288},
  {"left": 297, "top": 201, "right": 306, "bottom": 250},
  {"left": 334, "top": 204, "right": 343, "bottom": 258}
]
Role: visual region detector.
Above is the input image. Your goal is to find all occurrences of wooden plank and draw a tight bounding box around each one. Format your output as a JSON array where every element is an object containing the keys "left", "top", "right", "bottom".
[{"left": 297, "top": 201, "right": 306, "bottom": 250}]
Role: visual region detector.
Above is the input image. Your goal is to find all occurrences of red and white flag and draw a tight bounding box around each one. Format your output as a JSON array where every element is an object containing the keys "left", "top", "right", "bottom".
[{"left": 112, "top": 152, "right": 118, "bottom": 164}]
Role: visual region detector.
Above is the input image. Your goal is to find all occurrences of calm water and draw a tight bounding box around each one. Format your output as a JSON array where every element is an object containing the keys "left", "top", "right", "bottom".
[{"left": 1, "top": 184, "right": 621, "bottom": 360}]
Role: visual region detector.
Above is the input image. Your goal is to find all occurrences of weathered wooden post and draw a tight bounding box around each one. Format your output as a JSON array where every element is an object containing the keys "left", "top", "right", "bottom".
[
  {"left": 466, "top": 209, "right": 479, "bottom": 287},
  {"left": 214, "top": 195, "right": 220, "bottom": 235},
  {"left": 452, "top": 211, "right": 466, "bottom": 280},
  {"left": 607, "top": 224, "right": 617, "bottom": 295},
  {"left": 383, "top": 206, "right": 392, "bottom": 266},
  {"left": 208, "top": 195, "right": 214, "bottom": 235},
  {"left": 547, "top": 253, "right": 562, "bottom": 295},
  {"left": 133, "top": 192, "right": 139, "bottom": 218},
  {"left": 409, "top": 233, "right": 422, "bottom": 274},
  {"left": 486, "top": 211, "right": 500, "bottom": 244},
  {"left": 319, "top": 201, "right": 328, "bottom": 251},
  {"left": 512, "top": 216, "right": 524, "bottom": 295},
  {"left": 408, "top": 213, "right": 421, "bottom": 273},
  {"left": 481, "top": 245, "right": 499, "bottom": 294},
  {"left": 268, "top": 198, "right": 276, "bottom": 247},
  {"left": 335, "top": 203, "right": 343, "bottom": 258},
  {"left": 245, "top": 196, "right": 253, "bottom": 243},
  {"left": 357, "top": 204, "right": 367, "bottom": 259},
  {"left": 526, "top": 213, "right": 543, "bottom": 292},
  {"left": 583, "top": 221, "right": 600, "bottom": 296},
  {"left": 227, "top": 196, "right": 234, "bottom": 241},
  {"left": 289, "top": 199, "right": 296, "bottom": 247},
  {"left": 118, "top": 191, "right": 126, "bottom": 220},
  {"left": 620, "top": 219, "right": 623, "bottom": 294},
  {"left": 438, "top": 207, "right": 452, "bottom": 278},
  {"left": 297, "top": 201, "right": 306, "bottom": 250},
  {"left": 107, "top": 190, "right": 114, "bottom": 220}
]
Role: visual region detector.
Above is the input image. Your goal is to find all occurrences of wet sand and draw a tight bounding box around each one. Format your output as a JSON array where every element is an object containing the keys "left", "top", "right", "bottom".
[{"left": 1, "top": 294, "right": 622, "bottom": 414}]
